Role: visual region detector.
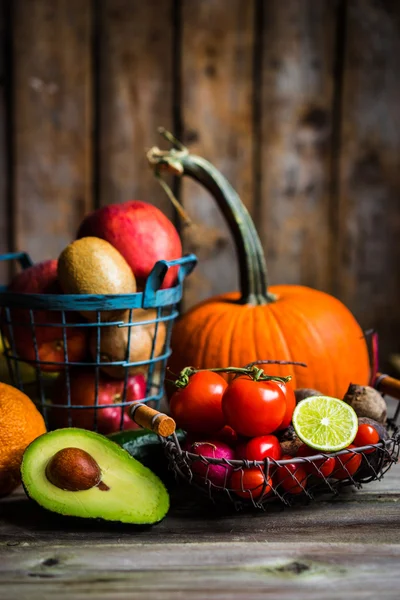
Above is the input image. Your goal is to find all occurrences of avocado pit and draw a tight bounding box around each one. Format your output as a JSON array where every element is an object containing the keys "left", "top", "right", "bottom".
[{"left": 45, "top": 447, "right": 102, "bottom": 491}]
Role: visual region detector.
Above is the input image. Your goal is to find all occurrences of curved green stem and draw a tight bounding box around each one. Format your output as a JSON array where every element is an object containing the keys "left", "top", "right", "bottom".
[
  {"left": 174, "top": 365, "right": 292, "bottom": 389},
  {"left": 147, "top": 133, "right": 275, "bottom": 305}
]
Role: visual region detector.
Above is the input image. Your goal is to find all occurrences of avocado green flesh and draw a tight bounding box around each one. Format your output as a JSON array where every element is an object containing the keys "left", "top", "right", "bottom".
[{"left": 21, "top": 428, "right": 169, "bottom": 525}]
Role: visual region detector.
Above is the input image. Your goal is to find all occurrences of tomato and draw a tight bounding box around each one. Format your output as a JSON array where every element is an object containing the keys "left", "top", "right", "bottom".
[
  {"left": 297, "top": 443, "right": 335, "bottom": 478},
  {"left": 333, "top": 445, "right": 362, "bottom": 480},
  {"left": 275, "top": 380, "right": 296, "bottom": 430},
  {"left": 222, "top": 377, "right": 286, "bottom": 437},
  {"left": 169, "top": 371, "right": 227, "bottom": 434},
  {"left": 276, "top": 455, "right": 308, "bottom": 495},
  {"left": 229, "top": 468, "right": 273, "bottom": 500},
  {"left": 353, "top": 424, "right": 379, "bottom": 454},
  {"left": 242, "top": 435, "right": 281, "bottom": 462},
  {"left": 213, "top": 425, "right": 238, "bottom": 446}
]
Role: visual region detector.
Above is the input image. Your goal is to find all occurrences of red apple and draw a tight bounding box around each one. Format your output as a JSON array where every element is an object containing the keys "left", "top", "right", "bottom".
[
  {"left": 5, "top": 260, "right": 87, "bottom": 371},
  {"left": 49, "top": 368, "right": 147, "bottom": 434},
  {"left": 77, "top": 201, "right": 182, "bottom": 289}
]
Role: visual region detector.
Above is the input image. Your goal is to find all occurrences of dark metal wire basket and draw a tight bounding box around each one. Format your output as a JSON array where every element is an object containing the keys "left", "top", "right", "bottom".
[
  {"left": 0, "top": 251, "right": 197, "bottom": 434},
  {"left": 145, "top": 375, "right": 400, "bottom": 511}
]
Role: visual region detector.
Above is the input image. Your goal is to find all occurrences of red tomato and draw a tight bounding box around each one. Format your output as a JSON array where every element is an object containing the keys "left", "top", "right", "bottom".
[
  {"left": 333, "top": 445, "right": 362, "bottom": 480},
  {"left": 297, "top": 444, "right": 335, "bottom": 478},
  {"left": 230, "top": 468, "right": 273, "bottom": 500},
  {"left": 353, "top": 424, "right": 379, "bottom": 454},
  {"left": 222, "top": 377, "right": 286, "bottom": 437},
  {"left": 243, "top": 435, "right": 281, "bottom": 462},
  {"left": 276, "top": 455, "right": 308, "bottom": 495},
  {"left": 169, "top": 371, "right": 227, "bottom": 434},
  {"left": 275, "top": 381, "right": 296, "bottom": 430},
  {"left": 213, "top": 425, "right": 238, "bottom": 446}
]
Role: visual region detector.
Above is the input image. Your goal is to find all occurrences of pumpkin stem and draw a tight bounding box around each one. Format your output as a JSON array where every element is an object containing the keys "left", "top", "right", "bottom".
[{"left": 147, "top": 133, "right": 275, "bottom": 305}]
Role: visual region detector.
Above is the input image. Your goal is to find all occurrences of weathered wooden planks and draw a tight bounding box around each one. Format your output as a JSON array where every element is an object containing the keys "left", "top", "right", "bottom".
[
  {"left": 0, "top": 543, "right": 400, "bottom": 600},
  {"left": 179, "top": 0, "right": 256, "bottom": 308},
  {"left": 99, "top": 0, "right": 175, "bottom": 217},
  {"left": 13, "top": 0, "right": 93, "bottom": 262},
  {"left": 336, "top": 0, "right": 400, "bottom": 366},
  {"left": 0, "top": 1, "right": 9, "bottom": 281},
  {"left": 259, "top": 0, "right": 339, "bottom": 292}
]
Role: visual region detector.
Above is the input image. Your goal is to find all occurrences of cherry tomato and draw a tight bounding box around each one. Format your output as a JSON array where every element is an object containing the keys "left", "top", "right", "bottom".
[
  {"left": 353, "top": 424, "right": 379, "bottom": 454},
  {"left": 333, "top": 445, "right": 362, "bottom": 480},
  {"left": 213, "top": 425, "right": 238, "bottom": 446},
  {"left": 275, "top": 381, "right": 296, "bottom": 430},
  {"left": 222, "top": 377, "right": 286, "bottom": 437},
  {"left": 297, "top": 443, "right": 335, "bottom": 478},
  {"left": 242, "top": 435, "right": 282, "bottom": 462},
  {"left": 229, "top": 468, "right": 273, "bottom": 500},
  {"left": 276, "top": 455, "right": 308, "bottom": 495},
  {"left": 169, "top": 371, "right": 227, "bottom": 434}
]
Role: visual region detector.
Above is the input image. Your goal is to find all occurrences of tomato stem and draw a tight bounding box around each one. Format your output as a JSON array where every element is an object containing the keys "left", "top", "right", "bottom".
[{"left": 173, "top": 365, "right": 292, "bottom": 389}]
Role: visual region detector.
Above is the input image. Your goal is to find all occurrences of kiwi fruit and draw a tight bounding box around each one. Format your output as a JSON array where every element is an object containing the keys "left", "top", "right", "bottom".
[
  {"left": 58, "top": 237, "right": 137, "bottom": 321},
  {"left": 90, "top": 309, "right": 166, "bottom": 379}
]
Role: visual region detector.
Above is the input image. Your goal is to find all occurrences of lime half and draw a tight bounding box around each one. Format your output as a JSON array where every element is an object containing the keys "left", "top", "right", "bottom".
[{"left": 292, "top": 396, "right": 358, "bottom": 452}]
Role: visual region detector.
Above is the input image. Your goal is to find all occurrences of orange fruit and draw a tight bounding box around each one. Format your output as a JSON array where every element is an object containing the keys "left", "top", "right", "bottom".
[{"left": 0, "top": 382, "right": 46, "bottom": 497}]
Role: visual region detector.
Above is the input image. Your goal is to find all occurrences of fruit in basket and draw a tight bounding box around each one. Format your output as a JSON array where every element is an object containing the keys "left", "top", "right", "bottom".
[
  {"left": 353, "top": 423, "right": 380, "bottom": 454},
  {"left": 277, "top": 425, "right": 303, "bottom": 457},
  {"left": 357, "top": 417, "right": 388, "bottom": 442},
  {"left": 294, "top": 388, "right": 323, "bottom": 404},
  {"left": 343, "top": 384, "right": 387, "bottom": 425},
  {"left": 89, "top": 309, "right": 166, "bottom": 379},
  {"left": 169, "top": 371, "right": 227, "bottom": 434},
  {"left": 292, "top": 395, "right": 358, "bottom": 452},
  {"left": 152, "top": 143, "right": 370, "bottom": 399},
  {"left": 222, "top": 377, "right": 287, "bottom": 437},
  {"left": 333, "top": 445, "right": 362, "bottom": 480},
  {"left": 229, "top": 468, "right": 273, "bottom": 501},
  {"left": 4, "top": 260, "right": 87, "bottom": 372},
  {"left": 57, "top": 237, "right": 137, "bottom": 321},
  {"left": 276, "top": 455, "right": 308, "bottom": 495},
  {"left": 236, "top": 435, "right": 281, "bottom": 462},
  {"left": 48, "top": 368, "right": 146, "bottom": 434},
  {"left": 186, "top": 440, "right": 235, "bottom": 487},
  {"left": 21, "top": 428, "right": 170, "bottom": 524},
  {"left": 296, "top": 443, "right": 335, "bottom": 478},
  {"left": 0, "top": 382, "right": 46, "bottom": 497},
  {"left": 275, "top": 380, "right": 296, "bottom": 430},
  {"left": 77, "top": 201, "right": 182, "bottom": 289}
]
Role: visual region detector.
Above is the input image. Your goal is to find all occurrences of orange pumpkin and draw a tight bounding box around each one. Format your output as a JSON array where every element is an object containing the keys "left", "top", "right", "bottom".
[{"left": 148, "top": 138, "right": 370, "bottom": 399}]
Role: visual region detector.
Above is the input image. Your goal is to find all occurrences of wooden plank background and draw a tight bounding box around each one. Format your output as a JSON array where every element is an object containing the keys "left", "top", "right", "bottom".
[{"left": 0, "top": 0, "right": 399, "bottom": 368}]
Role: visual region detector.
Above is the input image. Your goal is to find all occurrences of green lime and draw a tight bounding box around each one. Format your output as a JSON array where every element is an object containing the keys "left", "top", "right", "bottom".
[{"left": 292, "top": 395, "right": 358, "bottom": 452}]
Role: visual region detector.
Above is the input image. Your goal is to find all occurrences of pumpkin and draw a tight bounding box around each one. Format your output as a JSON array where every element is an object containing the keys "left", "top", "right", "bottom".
[{"left": 147, "top": 135, "right": 370, "bottom": 399}]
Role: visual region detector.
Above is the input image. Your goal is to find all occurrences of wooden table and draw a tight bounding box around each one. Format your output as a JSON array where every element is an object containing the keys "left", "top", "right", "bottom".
[{"left": 0, "top": 458, "right": 399, "bottom": 600}]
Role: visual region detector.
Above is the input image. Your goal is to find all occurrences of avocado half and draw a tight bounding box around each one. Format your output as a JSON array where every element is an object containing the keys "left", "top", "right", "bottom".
[{"left": 21, "top": 428, "right": 170, "bottom": 525}]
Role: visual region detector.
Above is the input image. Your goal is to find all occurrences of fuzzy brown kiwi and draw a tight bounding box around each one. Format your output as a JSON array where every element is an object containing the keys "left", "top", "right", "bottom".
[{"left": 90, "top": 309, "right": 166, "bottom": 379}]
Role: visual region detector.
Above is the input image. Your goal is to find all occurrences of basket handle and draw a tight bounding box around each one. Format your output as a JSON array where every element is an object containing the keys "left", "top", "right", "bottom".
[
  {"left": 374, "top": 372, "right": 400, "bottom": 401},
  {"left": 142, "top": 253, "right": 197, "bottom": 308},
  {"left": 130, "top": 403, "right": 176, "bottom": 437}
]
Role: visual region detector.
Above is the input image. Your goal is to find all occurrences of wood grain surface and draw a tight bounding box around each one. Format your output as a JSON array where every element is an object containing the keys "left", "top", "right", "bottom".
[
  {"left": 0, "top": 0, "right": 9, "bottom": 282},
  {"left": 336, "top": 0, "right": 400, "bottom": 366},
  {"left": 99, "top": 0, "right": 175, "bottom": 217},
  {"left": 179, "top": 0, "right": 256, "bottom": 309},
  {"left": 259, "top": 0, "right": 338, "bottom": 292},
  {"left": 0, "top": 463, "right": 399, "bottom": 599},
  {"left": 12, "top": 0, "right": 92, "bottom": 263}
]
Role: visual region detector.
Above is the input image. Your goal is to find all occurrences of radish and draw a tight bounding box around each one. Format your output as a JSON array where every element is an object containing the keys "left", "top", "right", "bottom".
[{"left": 186, "top": 440, "right": 235, "bottom": 488}]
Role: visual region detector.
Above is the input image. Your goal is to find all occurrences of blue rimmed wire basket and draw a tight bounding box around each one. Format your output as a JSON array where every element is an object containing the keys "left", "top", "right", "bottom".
[{"left": 0, "top": 251, "right": 197, "bottom": 434}]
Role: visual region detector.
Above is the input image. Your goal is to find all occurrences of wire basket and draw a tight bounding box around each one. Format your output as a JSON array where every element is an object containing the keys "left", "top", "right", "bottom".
[
  {"left": 0, "top": 251, "right": 197, "bottom": 434},
  {"left": 135, "top": 375, "right": 400, "bottom": 511}
]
